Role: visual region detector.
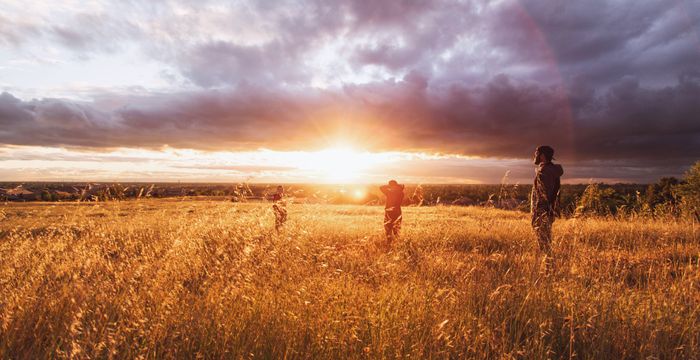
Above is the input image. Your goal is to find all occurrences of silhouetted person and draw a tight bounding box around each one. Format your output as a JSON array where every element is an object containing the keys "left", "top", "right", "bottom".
[
  {"left": 266, "top": 185, "right": 287, "bottom": 232},
  {"left": 531, "top": 146, "right": 563, "bottom": 267},
  {"left": 380, "top": 180, "right": 404, "bottom": 244}
]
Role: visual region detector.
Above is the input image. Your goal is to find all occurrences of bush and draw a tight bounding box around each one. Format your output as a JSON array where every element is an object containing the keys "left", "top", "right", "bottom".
[
  {"left": 674, "top": 160, "right": 700, "bottom": 220},
  {"left": 575, "top": 183, "right": 619, "bottom": 216}
]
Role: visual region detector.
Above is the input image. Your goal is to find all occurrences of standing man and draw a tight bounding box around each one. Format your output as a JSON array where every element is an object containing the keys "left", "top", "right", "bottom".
[
  {"left": 380, "top": 180, "right": 404, "bottom": 244},
  {"left": 531, "top": 146, "right": 564, "bottom": 263},
  {"left": 266, "top": 185, "right": 288, "bottom": 233}
]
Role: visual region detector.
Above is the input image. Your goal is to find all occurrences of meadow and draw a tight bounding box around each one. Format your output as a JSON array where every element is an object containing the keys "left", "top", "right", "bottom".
[{"left": 1, "top": 199, "right": 698, "bottom": 359}]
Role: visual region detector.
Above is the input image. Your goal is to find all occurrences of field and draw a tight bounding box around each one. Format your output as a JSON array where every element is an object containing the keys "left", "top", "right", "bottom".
[{"left": 1, "top": 200, "right": 699, "bottom": 359}]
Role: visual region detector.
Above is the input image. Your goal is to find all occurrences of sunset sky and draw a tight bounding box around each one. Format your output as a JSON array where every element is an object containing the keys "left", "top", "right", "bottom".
[{"left": 1, "top": 0, "right": 699, "bottom": 184}]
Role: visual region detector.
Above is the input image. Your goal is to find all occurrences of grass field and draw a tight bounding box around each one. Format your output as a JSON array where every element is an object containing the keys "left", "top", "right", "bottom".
[{"left": 1, "top": 200, "right": 699, "bottom": 359}]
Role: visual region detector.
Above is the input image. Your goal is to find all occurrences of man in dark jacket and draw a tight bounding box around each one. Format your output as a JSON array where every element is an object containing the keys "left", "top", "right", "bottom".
[
  {"left": 380, "top": 180, "right": 404, "bottom": 243},
  {"left": 531, "top": 146, "right": 564, "bottom": 259}
]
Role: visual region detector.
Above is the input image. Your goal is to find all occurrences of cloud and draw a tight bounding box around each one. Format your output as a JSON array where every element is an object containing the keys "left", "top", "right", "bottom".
[
  {"left": 1, "top": 0, "right": 699, "bottom": 182},
  {"left": 5, "top": 0, "right": 698, "bottom": 89},
  {"left": 177, "top": 41, "right": 310, "bottom": 87},
  {"left": 0, "top": 70, "right": 698, "bottom": 166},
  {"left": 48, "top": 13, "right": 139, "bottom": 55},
  {"left": 0, "top": 15, "right": 41, "bottom": 46},
  {"left": 172, "top": 164, "right": 297, "bottom": 173},
  {"left": 508, "top": 0, "right": 700, "bottom": 87}
]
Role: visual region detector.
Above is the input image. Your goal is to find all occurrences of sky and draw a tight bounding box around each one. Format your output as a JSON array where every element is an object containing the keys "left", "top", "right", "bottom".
[{"left": 1, "top": 0, "right": 699, "bottom": 184}]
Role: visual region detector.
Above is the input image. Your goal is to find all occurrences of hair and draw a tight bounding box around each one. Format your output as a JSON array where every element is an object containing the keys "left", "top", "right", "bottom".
[
  {"left": 536, "top": 146, "right": 555, "bottom": 162},
  {"left": 388, "top": 180, "right": 398, "bottom": 186}
]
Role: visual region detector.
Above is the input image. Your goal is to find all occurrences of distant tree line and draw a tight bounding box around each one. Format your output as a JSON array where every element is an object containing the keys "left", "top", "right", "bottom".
[{"left": 1, "top": 161, "right": 698, "bottom": 220}]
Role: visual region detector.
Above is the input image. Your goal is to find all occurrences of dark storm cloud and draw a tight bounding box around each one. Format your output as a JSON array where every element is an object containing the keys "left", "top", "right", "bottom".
[
  {"left": 350, "top": 2, "right": 473, "bottom": 72},
  {"left": 509, "top": 0, "right": 700, "bottom": 86},
  {"left": 0, "top": 92, "right": 118, "bottom": 148},
  {"left": 171, "top": 0, "right": 475, "bottom": 87},
  {"left": 164, "top": 0, "right": 700, "bottom": 90},
  {"left": 4, "top": 0, "right": 699, "bottom": 87},
  {"left": 1, "top": 70, "right": 698, "bottom": 165},
  {"left": 0, "top": 88, "right": 342, "bottom": 150}
]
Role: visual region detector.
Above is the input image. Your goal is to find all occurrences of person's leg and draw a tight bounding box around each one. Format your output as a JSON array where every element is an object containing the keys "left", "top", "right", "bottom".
[
  {"left": 538, "top": 219, "right": 552, "bottom": 255},
  {"left": 392, "top": 213, "right": 402, "bottom": 240},
  {"left": 273, "top": 205, "right": 283, "bottom": 232},
  {"left": 533, "top": 209, "right": 555, "bottom": 274},
  {"left": 384, "top": 211, "right": 394, "bottom": 242},
  {"left": 280, "top": 207, "right": 288, "bottom": 224},
  {"left": 541, "top": 221, "right": 554, "bottom": 273},
  {"left": 532, "top": 210, "right": 552, "bottom": 254},
  {"left": 384, "top": 211, "right": 401, "bottom": 246}
]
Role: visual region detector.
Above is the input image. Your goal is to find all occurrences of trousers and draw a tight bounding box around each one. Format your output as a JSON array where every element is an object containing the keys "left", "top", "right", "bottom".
[
  {"left": 384, "top": 209, "right": 402, "bottom": 241},
  {"left": 532, "top": 206, "right": 554, "bottom": 255}
]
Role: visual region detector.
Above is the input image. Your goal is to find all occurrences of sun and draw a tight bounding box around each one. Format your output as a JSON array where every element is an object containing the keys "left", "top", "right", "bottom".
[
  {"left": 305, "top": 147, "right": 372, "bottom": 183},
  {"left": 353, "top": 189, "right": 365, "bottom": 199}
]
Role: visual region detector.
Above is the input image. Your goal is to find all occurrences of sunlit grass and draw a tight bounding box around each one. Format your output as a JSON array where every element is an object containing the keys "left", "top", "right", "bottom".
[{"left": 0, "top": 200, "right": 698, "bottom": 358}]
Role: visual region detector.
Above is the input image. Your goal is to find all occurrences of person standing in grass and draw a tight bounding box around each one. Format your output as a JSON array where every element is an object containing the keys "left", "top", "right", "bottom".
[
  {"left": 531, "top": 146, "right": 564, "bottom": 265},
  {"left": 380, "top": 180, "right": 404, "bottom": 244},
  {"left": 266, "top": 185, "right": 287, "bottom": 232}
]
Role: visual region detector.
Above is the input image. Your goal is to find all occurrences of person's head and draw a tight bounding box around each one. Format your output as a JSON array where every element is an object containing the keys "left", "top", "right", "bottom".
[
  {"left": 276, "top": 185, "right": 284, "bottom": 194},
  {"left": 388, "top": 180, "right": 398, "bottom": 187},
  {"left": 534, "top": 145, "right": 555, "bottom": 165}
]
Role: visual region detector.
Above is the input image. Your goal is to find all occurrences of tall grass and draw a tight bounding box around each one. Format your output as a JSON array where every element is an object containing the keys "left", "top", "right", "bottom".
[{"left": 0, "top": 200, "right": 698, "bottom": 358}]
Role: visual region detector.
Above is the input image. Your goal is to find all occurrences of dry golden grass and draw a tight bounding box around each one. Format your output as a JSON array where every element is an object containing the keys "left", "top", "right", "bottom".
[{"left": 0, "top": 200, "right": 698, "bottom": 359}]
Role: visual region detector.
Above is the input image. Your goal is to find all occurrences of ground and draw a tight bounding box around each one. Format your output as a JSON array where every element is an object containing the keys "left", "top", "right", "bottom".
[{"left": 1, "top": 200, "right": 698, "bottom": 358}]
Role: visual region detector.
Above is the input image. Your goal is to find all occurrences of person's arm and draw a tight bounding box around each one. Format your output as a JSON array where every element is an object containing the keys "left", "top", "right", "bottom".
[
  {"left": 380, "top": 185, "right": 389, "bottom": 195},
  {"left": 539, "top": 169, "right": 556, "bottom": 205},
  {"left": 545, "top": 165, "right": 563, "bottom": 204}
]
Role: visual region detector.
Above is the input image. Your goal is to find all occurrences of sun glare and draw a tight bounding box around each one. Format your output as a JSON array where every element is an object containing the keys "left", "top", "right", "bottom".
[
  {"left": 353, "top": 189, "right": 365, "bottom": 198},
  {"left": 303, "top": 147, "right": 373, "bottom": 183}
]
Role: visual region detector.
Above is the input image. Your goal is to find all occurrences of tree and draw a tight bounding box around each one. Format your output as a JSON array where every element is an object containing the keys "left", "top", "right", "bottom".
[
  {"left": 645, "top": 177, "right": 679, "bottom": 207},
  {"left": 575, "top": 183, "right": 619, "bottom": 216},
  {"left": 674, "top": 161, "right": 700, "bottom": 220}
]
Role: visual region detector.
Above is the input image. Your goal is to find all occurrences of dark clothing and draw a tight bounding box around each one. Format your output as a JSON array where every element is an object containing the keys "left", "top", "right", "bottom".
[
  {"left": 381, "top": 185, "right": 404, "bottom": 211},
  {"left": 384, "top": 210, "right": 401, "bottom": 242},
  {"left": 380, "top": 185, "right": 404, "bottom": 242},
  {"left": 531, "top": 162, "right": 563, "bottom": 254},
  {"left": 532, "top": 162, "right": 563, "bottom": 210},
  {"left": 532, "top": 210, "right": 554, "bottom": 254}
]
